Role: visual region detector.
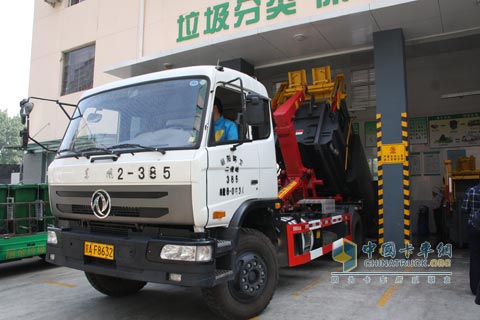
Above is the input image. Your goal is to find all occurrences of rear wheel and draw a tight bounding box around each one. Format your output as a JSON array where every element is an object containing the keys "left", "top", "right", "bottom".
[
  {"left": 202, "top": 228, "right": 278, "bottom": 320},
  {"left": 85, "top": 272, "right": 146, "bottom": 297}
]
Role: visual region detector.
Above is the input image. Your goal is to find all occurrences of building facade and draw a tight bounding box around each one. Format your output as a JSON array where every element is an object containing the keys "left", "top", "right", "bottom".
[{"left": 27, "top": 0, "right": 480, "bottom": 242}]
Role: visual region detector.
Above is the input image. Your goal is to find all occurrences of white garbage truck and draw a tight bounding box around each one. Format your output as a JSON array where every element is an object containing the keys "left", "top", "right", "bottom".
[{"left": 41, "top": 65, "right": 375, "bottom": 319}]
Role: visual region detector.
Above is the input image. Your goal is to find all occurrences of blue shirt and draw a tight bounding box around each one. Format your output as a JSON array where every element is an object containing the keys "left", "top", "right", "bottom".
[
  {"left": 214, "top": 116, "right": 238, "bottom": 142},
  {"left": 461, "top": 184, "right": 480, "bottom": 228}
]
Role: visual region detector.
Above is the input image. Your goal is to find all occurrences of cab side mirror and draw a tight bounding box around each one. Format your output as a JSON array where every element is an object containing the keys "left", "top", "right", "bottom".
[
  {"left": 245, "top": 94, "right": 267, "bottom": 126},
  {"left": 19, "top": 99, "right": 34, "bottom": 149},
  {"left": 20, "top": 99, "right": 34, "bottom": 125},
  {"left": 20, "top": 128, "right": 29, "bottom": 149}
]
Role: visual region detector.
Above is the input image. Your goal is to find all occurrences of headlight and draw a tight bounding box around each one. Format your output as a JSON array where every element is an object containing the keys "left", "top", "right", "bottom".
[
  {"left": 195, "top": 245, "right": 213, "bottom": 262},
  {"left": 160, "top": 245, "right": 212, "bottom": 262},
  {"left": 47, "top": 230, "right": 58, "bottom": 245}
]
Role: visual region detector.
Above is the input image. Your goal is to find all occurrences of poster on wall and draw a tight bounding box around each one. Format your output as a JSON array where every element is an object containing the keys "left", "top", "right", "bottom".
[
  {"left": 423, "top": 151, "right": 441, "bottom": 176},
  {"left": 408, "top": 117, "right": 428, "bottom": 145},
  {"left": 365, "top": 121, "right": 376, "bottom": 147},
  {"left": 429, "top": 113, "right": 480, "bottom": 148},
  {"left": 410, "top": 152, "right": 421, "bottom": 176}
]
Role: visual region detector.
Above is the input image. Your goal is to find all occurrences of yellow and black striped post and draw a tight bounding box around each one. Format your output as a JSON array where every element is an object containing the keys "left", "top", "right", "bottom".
[
  {"left": 376, "top": 113, "right": 384, "bottom": 247},
  {"left": 401, "top": 112, "right": 410, "bottom": 244},
  {"left": 374, "top": 29, "right": 409, "bottom": 250}
]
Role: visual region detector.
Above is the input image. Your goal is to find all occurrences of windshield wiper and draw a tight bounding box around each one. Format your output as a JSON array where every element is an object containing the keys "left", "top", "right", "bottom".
[
  {"left": 107, "top": 144, "right": 166, "bottom": 155},
  {"left": 77, "top": 146, "right": 116, "bottom": 159},
  {"left": 57, "top": 148, "right": 83, "bottom": 159}
]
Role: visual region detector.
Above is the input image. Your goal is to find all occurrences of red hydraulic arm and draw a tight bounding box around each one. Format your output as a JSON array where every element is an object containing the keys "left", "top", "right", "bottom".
[
  {"left": 273, "top": 91, "right": 324, "bottom": 203},
  {"left": 273, "top": 91, "right": 306, "bottom": 178}
]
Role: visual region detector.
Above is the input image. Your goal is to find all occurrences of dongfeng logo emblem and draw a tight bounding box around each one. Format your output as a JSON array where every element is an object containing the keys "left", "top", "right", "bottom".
[{"left": 91, "top": 190, "right": 111, "bottom": 219}]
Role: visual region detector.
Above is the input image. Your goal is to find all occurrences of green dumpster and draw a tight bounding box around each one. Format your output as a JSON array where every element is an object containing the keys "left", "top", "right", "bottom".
[
  {"left": 8, "top": 184, "right": 39, "bottom": 235},
  {"left": 38, "top": 183, "right": 53, "bottom": 232},
  {"left": 0, "top": 233, "right": 47, "bottom": 262}
]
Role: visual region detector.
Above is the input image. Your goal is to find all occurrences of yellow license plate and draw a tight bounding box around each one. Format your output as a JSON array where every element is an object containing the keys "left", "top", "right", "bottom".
[{"left": 84, "top": 241, "right": 114, "bottom": 260}]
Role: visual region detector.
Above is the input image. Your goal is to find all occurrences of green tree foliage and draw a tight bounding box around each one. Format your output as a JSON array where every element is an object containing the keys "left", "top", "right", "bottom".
[{"left": 0, "top": 109, "right": 23, "bottom": 164}]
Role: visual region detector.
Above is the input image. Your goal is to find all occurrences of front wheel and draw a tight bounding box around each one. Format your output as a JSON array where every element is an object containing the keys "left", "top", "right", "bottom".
[
  {"left": 202, "top": 228, "right": 279, "bottom": 320},
  {"left": 85, "top": 272, "right": 146, "bottom": 297}
]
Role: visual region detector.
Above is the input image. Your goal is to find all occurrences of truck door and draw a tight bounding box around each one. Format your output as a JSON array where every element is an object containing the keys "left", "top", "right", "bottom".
[{"left": 206, "top": 86, "right": 260, "bottom": 227}]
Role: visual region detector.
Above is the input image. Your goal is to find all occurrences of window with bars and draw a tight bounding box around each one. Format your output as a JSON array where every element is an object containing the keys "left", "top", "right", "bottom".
[
  {"left": 350, "top": 68, "right": 376, "bottom": 110},
  {"left": 69, "top": 0, "right": 86, "bottom": 6},
  {"left": 61, "top": 44, "right": 95, "bottom": 96},
  {"left": 349, "top": 68, "right": 378, "bottom": 179}
]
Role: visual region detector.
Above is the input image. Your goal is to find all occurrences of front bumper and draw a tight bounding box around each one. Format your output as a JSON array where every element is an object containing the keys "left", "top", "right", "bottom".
[{"left": 46, "top": 227, "right": 232, "bottom": 287}]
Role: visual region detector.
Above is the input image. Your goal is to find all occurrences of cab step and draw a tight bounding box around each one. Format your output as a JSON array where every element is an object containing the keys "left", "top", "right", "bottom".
[{"left": 214, "top": 269, "right": 234, "bottom": 285}]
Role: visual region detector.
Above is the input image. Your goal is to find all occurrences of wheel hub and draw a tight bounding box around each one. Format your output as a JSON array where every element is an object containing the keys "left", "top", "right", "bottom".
[{"left": 236, "top": 253, "right": 267, "bottom": 297}]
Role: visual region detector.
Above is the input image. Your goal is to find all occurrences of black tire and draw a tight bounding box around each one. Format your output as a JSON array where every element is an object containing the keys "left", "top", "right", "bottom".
[
  {"left": 85, "top": 272, "right": 147, "bottom": 297},
  {"left": 202, "top": 228, "right": 278, "bottom": 320}
]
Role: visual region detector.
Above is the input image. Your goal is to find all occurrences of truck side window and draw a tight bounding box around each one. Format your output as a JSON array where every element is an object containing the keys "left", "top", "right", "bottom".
[
  {"left": 210, "top": 87, "right": 271, "bottom": 145},
  {"left": 210, "top": 87, "right": 242, "bottom": 145},
  {"left": 250, "top": 98, "right": 271, "bottom": 141}
]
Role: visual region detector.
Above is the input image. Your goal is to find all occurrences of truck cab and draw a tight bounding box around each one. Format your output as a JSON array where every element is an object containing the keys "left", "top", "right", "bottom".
[
  {"left": 45, "top": 65, "right": 370, "bottom": 320},
  {"left": 48, "top": 65, "right": 276, "bottom": 230},
  {"left": 46, "top": 66, "right": 281, "bottom": 319}
]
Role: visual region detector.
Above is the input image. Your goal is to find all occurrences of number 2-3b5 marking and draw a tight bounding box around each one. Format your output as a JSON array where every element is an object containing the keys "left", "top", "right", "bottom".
[{"left": 117, "top": 166, "right": 171, "bottom": 180}]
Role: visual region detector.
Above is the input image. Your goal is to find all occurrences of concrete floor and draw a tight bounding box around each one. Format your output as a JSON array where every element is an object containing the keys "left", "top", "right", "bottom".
[{"left": 0, "top": 248, "right": 478, "bottom": 320}]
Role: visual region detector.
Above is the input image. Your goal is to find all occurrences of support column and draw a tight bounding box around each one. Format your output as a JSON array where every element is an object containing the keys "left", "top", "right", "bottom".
[{"left": 373, "top": 29, "right": 409, "bottom": 251}]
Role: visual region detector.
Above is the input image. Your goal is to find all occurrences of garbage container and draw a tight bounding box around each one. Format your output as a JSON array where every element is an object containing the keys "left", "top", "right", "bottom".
[
  {"left": 8, "top": 184, "right": 39, "bottom": 234},
  {"left": 38, "top": 184, "right": 52, "bottom": 232},
  {"left": 0, "top": 185, "right": 8, "bottom": 234}
]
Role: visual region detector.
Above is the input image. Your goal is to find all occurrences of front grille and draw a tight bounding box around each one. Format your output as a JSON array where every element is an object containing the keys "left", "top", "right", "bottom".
[
  {"left": 50, "top": 184, "right": 194, "bottom": 225},
  {"left": 111, "top": 206, "right": 141, "bottom": 217},
  {"left": 57, "top": 204, "right": 168, "bottom": 218},
  {"left": 89, "top": 222, "right": 133, "bottom": 236},
  {"left": 70, "top": 205, "right": 92, "bottom": 215},
  {"left": 56, "top": 191, "right": 167, "bottom": 199},
  {"left": 73, "top": 205, "right": 141, "bottom": 217}
]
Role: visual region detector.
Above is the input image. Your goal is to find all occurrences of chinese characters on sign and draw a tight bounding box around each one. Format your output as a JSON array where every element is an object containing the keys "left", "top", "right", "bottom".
[
  {"left": 177, "top": 0, "right": 350, "bottom": 42},
  {"left": 362, "top": 240, "right": 452, "bottom": 260},
  {"left": 380, "top": 144, "right": 406, "bottom": 164},
  {"left": 331, "top": 241, "right": 453, "bottom": 285}
]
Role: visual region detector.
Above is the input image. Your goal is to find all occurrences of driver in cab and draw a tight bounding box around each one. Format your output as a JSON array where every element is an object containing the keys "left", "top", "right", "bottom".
[{"left": 213, "top": 97, "right": 238, "bottom": 142}]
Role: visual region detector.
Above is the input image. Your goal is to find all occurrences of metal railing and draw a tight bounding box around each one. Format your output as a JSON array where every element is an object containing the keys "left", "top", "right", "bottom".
[{"left": 0, "top": 201, "right": 55, "bottom": 237}]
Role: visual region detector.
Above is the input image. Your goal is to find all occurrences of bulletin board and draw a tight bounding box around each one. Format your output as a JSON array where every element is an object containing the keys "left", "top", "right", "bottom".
[
  {"left": 429, "top": 113, "right": 480, "bottom": 148},
  {"left": 423, "top": 151, "right": 441, "bottom": 176},
  {"left": 408, "top": 117, "right": 428, "bottom": 145},
  {"left": 410, "top": 152, "right": 421, "bottom": 176},
  {"left": 365, "top": 121, "right": 377, "bottom": 147}
]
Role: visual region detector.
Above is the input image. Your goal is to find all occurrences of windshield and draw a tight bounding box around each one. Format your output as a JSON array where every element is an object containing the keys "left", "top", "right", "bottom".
[{"left": 59, "top": 77, "right": 208, "bottom": 156}]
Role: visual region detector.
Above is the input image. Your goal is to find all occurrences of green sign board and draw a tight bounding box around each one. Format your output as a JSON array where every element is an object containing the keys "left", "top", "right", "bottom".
[
  {"left": 177, "top": 0, "right": 351, "bottom": 42},
  {"left": 365, "top": 121, "right": 377, "bottom": 148},
  {"left": 429, "top": 113, "right": 480, "bottom": 148},
  {"left": 408, "top": 117, "right": 428, "bottom": 145}
]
